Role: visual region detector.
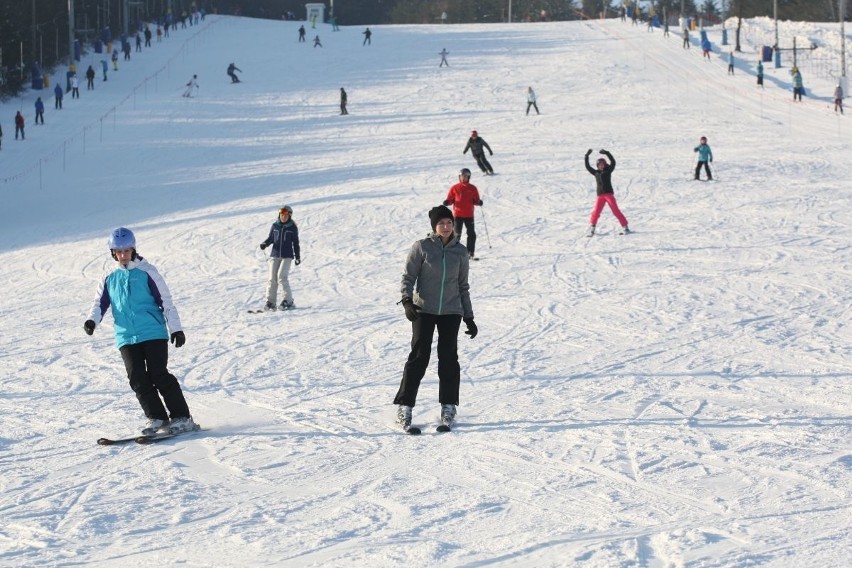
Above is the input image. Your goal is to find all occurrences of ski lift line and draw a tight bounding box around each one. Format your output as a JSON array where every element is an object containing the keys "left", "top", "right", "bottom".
[{"left": 0, "top": 17, "right": 222, "bottom": 190}]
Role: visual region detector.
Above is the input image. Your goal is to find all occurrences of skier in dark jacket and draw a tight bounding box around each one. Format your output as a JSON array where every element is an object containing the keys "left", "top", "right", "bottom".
[
  {"left": 585, "top": 149, "right": 629, "bottom": 235},
  {"left": 463, "top": 130, "right": 494, "bottom": 175},
  {"left": 258, "top": 206, "right": 301, "bottom": 310},
  {"left": 227, "top": 63, "right": 241, "bottom": 83},
  {"left": 298, "top": 25, "right": 306, "bottom": 42},
  {"left": 34, "top": 97, "right": 45, "bottom": 124},
  {"left": 14, "top": 111, "right": 25, "bottom": 139},
  {"left": 54, "top": 83, "right": 64, "bottom": 109},
  {"left": 86, "top": 65, "right": 96, "bottom": 89},
  {"left": 394, "top": 205, "right": 477, "bottom": 433},
  {"left": 340, "top": 88, "right": 348, "bottom": 114}
]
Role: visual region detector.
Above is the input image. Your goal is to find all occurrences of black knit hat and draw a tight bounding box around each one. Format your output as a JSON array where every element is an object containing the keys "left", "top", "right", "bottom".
[{"left": 428, "top": 205, "right": 454, "bottom": 231}]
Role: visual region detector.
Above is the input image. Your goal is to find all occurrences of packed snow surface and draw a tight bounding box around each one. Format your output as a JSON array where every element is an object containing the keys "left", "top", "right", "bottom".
[{"left": 0, "top": 15, "right": 849, "bottom": 568}]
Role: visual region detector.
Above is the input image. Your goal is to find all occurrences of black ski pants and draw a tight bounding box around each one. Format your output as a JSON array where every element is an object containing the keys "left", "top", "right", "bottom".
[
  {"left": 473, "top": 152, "right": 493, "bottom": 174},
  {"left": 694, "top": 160, "right": 712, "bottom": 180},
  {"left": 394, "top": 313, "right": 462, "bottom": 407},
  {"left": 454, "top": 217, "right": 476, "bottom": 257},
  {"left": 119, "top": 339, "right": 190, "bottom": 421}
]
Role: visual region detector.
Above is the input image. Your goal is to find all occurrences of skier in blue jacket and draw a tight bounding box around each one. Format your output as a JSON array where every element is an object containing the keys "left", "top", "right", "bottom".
[
  {"left": 694, "top": 136, "right": 713, "bottom": 181},
  {"left": 259, "top": 206, "right": 301, "bottom": 310},
  {"left": 84, "top": 228, "right": 196, "bottom": 436}
]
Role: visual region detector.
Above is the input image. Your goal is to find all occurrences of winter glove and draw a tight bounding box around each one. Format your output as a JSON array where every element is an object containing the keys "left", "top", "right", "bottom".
[
  {"left": 599, "top": 149, "right": 608, "bottom": 154},
  {"left": 476, "top": 199, "right": 483, "bottom": 206},
  {"left": 259, "top": 243, "right": 268, "bottom": 250},
  {"left": 463, "top": 318, "right": 478, "bottom": 339},
  {"left": 443, "top": 200, "right": 450, "bottom": 206},
  {"left": 170, "top": 331, "right": 186, "bottom": 348},
  {"left": 402, "top": 298, "right": 421, "bottom": 322},
  {"left": 294, "top": 258, "right": 301, "bottom": 266},
  {"left": 83, "top": 320, "right": 95, "bottom": 335},
  {"left": 586, "top": 149, "right": 592, "bottom": 156}
]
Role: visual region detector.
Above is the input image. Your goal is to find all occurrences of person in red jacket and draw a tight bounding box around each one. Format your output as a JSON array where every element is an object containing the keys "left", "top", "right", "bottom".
[
  {"left": 443, "top": 168, "right": 483, "bottom": 259},
  {"left": 14, "top": 111, "right": 25, "bottom": 140}
]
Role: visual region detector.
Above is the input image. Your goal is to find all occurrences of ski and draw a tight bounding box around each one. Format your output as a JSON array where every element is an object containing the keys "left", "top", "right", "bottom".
[
  {"left": 98, "top": 425, "right": 203, "bottom": 446},
  {"left": 136, "top": 425, "right": 203, "bottom": 444},
  {"left": 97, "top": 435, "right": 141, "bottom": 446}
]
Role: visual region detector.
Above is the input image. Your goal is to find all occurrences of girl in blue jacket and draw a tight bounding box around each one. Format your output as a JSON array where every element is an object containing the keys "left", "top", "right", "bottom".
[
  {"left": 259, "top": 206, "right": 301, "bottom": 310},
  {"left": 694, "top": 136, "right": 713, "bottom": 181},
  {"left": 84, "top": 228, "right": 196, "bottom": 436}
]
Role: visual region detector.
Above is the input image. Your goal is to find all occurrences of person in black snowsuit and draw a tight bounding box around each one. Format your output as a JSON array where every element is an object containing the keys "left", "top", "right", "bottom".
[
  {"left": 363, "top": 28, "right": 372, "bottom": 45},
  {"left": 340, "top": 88, "right": 348, "bottom": 115},
  {"left": 463, "top": 130, "right": 494, "bottom": 175},
  {"left": 86, "top": 65, "right": 96, "bottom": 89},
  {"left": 298, "top": 25, "right": 306, "bottom": 42},
  {"left": 227, "top": 63, "right": 242, "bottom": 83}
]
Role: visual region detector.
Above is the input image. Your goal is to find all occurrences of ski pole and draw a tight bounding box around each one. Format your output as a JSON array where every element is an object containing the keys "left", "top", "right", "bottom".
[{"left": 479, "top": 205, "right": 492, "bottom": 248}]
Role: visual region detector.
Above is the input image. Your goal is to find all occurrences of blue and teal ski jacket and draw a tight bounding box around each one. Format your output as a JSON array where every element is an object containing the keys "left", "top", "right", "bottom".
[
  {"left": 694, "top": 143, "right": 713, "bottom": 162},
  {"left": 87, "top": 257, "right": 182, "bottom": 349}
]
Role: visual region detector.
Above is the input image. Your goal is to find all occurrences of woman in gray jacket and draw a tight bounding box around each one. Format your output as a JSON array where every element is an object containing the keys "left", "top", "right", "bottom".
[{"left": 394, "top": 205, "right": 477, "bottom": 434}]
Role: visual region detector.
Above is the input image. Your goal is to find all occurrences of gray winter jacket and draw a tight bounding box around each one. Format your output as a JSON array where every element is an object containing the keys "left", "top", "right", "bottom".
[{"left": 401, "top": 234, "right": 473, "bottom": 319}]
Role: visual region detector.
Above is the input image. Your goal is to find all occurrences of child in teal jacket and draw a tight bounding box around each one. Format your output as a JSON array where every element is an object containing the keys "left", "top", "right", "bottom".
[{"left": 694, "top": 136, "right": 713, "bottom": 181}]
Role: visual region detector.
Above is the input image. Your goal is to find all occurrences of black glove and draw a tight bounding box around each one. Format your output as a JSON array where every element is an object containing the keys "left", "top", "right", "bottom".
[
  {"left": 463, "top": 318, "right": 478, "bottom": 339},
  {"left": 476, "top": 199, "right": 483, "bottom": 206},
  {"left": 294, "top": 258, "right": 301, "bottom": 266},
  {"left": 489, "top": 151, "right": 493, "bottom": 156},
  {"left": 170, "top": 331, "right": 186, "bottom": 348},
  {"left": 585, "top": 149, "right": 592, "bottom": 156},
  {"left": 402, "top": 298, "right": 421, "bottom": 322},
  {"left": 599, "top": 149, "right": 608, "bottom": 154},
  {"left": 83, "top": 320, "right": 95, "bottom": 335},
  {"left": 442, "top": 200, "right": 450, "bottom": 206},
  {"left": 259, "top": 243, "right": 268, "bottom": 250}
]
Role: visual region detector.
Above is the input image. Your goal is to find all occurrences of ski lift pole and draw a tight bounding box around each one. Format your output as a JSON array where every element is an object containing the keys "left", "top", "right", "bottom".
[{"left": 479, "top": 205, "right": 492, "bottom": 248}]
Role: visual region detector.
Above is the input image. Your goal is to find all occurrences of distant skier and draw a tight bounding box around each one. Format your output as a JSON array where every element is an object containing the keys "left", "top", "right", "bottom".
[
  {"left": 54, "top": 82, "right": 64, "bottom": 109},
  {"left": 183, "top": 75, "right": 199, "bottom": 97},
  {"left": 693, "top": 136, "right": 713, "bottom": 181},
  {"left": 313, "top": 35, "right": 322, "bottom": 48},
  {"left": 227, "top": 63, "right": 242, "bottom": 83},
  {"left": 463, "top": 130, "right": 494, "bottom": 175},
  {"left": 363, "top": 27, "right": 372, "bottom": 45},
  {"left": 258, "top": 206, "right": 301, "bottom": 311},
  {"left": 525, "top": 86, "right": 540, "bottom": 115},
  {"left": 443, "top": 168, "right": 483, "bottom": 259},
  {"left": 727, "top": 51, "right": 735, "bottom": 75},
  {"left": 757, "top": 60, "right": 764, "bottom": 88},
  {"left": 71, "top": 74, "right": 80, "bottom": 98},
  {"left": 298, "top": 25, "right": 306, "bottom": 42},
  {"left": 34, "top": 97, "right": 45, "bottom": 125},
  {"left": 439, "top": 48, "right": 449, "bottom": 67},
  {"left": 834, "top": 83, "right": 844, "bottom": 114},
  {"left": 84, "top": 227, "right": 197, "bottom": 437},
  {"left": 585, "top": 149, "right": 630, "bottom": 235},
  {"left": 86, "top": 65, "right": 96, "bottom": 89},
  {"left": 792, "top": 67, "right": 804, "bottom": 101},
  {"left": 682, "top": 28, "right": 690, "bottom": 49},
  {"left": 340, "top": 88, "right": 348, "bottom": 115},
  {"left": 14, "top": 111, "right": 25, "bottom": 140}
]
